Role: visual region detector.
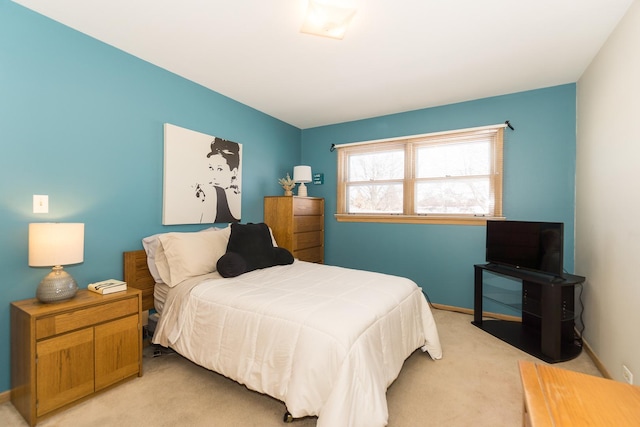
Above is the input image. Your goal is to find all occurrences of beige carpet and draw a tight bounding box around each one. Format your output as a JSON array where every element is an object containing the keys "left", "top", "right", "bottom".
[{"left": 1, "top": 308, "right": 601, "bottom": 427}]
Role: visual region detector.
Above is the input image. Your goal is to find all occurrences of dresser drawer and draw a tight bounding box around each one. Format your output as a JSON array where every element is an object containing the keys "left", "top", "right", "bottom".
[
  {"left": 293, "top": 215, "right": 323, "bottom": 233},
  {"left": 294, "top": 246, "right": 324, "bottom": 263},
  {"left": 36, "top": 297, "right": 139, "bottom": 340},
  {"left": 294, "top": 231, "right": 323, "bottom": 250},
  {"left": 293, "top": 198, "right": 323, "bottom": 216}
]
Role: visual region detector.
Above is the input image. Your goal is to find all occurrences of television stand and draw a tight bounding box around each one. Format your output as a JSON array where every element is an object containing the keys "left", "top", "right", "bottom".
[{"left": 472, "top": 263, "right": 585, "bottom": 363}]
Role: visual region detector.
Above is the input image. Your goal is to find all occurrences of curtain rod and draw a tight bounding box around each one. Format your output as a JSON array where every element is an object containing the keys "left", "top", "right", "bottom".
[{"left": 329, "top": 120, "right": 514, "bottom": 152}]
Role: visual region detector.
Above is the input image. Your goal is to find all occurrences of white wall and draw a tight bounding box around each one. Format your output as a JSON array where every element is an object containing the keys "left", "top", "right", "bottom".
[{"left": 576, "top": 0, "right": 640, "bottom": 383}]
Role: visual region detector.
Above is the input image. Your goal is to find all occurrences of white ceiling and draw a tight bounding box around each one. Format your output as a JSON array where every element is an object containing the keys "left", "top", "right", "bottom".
[{"left": 12, "top": 0, "right": 634, "bottom": 129}]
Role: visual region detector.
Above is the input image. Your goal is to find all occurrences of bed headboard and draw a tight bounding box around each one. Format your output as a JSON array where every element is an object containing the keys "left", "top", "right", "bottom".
[{"left": 123, "top": 250, "right": 155, "bottom": 312}]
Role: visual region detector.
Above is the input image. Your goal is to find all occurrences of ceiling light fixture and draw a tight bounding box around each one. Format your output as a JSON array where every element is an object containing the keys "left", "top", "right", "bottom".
[{"left": 301, "top": 0, "right": 357, "bottom": 40}]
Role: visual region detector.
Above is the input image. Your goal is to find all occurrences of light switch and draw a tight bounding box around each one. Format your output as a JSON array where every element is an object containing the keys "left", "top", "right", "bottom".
[{"left": 33, "top": 195, "right": 49, "bottom": 213}]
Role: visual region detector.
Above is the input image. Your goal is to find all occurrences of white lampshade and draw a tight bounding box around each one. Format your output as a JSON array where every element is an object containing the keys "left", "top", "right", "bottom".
[
  {"left": 293, "top": 166, "right": 312, "bottom": 197},
  {"left": 29, "top": 223, "right": 84, "bottom": 303},
  {"left": 29, "top": 223, "right": 85, "bottom": 266},
  {"left": 293, "top": 165, "right": 312, "bottom": 183}
]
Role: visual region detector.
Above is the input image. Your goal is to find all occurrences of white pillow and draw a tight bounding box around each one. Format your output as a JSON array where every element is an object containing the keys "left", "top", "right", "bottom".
[
  {"left": 269, "top": 227, "right": 278, "bottom": 247},
  {"left": 155, "top": 226, "right": 231, "bottom": 287},
  {"left": 142, "top": 226, "right": 230, "bottom": 283},
  {"left": 142, "top": 233, "right": 165, "bottom": 283}
]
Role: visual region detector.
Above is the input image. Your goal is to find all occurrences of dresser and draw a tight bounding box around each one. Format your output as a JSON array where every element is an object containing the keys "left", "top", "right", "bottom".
[
  {"left": 264, "top": 196, "right": 324, "bottom": 263},
  {"left": 11, "top": 288, "right": 142, "bottom": 426}
]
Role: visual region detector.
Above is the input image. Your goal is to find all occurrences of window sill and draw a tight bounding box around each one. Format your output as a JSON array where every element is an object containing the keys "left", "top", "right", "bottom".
[{"left": 334, "top": 213, "right": 505, "bottom": 226}]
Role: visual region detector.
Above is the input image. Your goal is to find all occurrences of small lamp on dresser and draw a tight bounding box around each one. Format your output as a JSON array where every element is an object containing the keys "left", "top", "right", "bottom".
[
  {"left": 28, "top": 222, "right": 84, "bottom": 303},
  {"left": 293, "top": 165, "right": 312, "bottom": 197}
]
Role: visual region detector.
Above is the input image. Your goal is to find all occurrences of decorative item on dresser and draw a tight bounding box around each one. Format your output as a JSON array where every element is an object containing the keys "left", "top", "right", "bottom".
[
  {"left": 278, "top": 173, "right": 296, "bottom": 196},
  {"left": 264, "top": 196, "right": 324, "bottom": 263},
  {"left": 10, "top": 288, "right": 142, "bottom": 426}
]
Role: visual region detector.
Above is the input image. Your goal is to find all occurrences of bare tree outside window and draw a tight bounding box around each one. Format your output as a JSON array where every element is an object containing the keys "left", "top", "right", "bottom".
[
  {"left": 415, "top": 140, "right": 491, "bottom": 214},
  {"left": 347, "top": 150, "right": 403, "bottom": 213},
  {"left": 336, "top": 126, "right": 504, "bottom": 225}
]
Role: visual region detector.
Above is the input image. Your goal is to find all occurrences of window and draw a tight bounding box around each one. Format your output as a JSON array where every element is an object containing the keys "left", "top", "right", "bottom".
[{"left": 336, "top": 124, "right": 505, "bottom": 225}]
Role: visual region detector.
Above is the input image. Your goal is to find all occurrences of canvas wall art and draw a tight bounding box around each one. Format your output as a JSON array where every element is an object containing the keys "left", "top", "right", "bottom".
[{"left": 163, "top": 123, "right": 242, "bottom": 225}]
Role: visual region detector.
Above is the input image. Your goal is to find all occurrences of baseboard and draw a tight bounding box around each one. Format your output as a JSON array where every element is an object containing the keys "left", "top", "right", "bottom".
[
  {"left": 0, "top": 389, "right": 10, "bottom": 404},
  {"left": 431, "top": 303, "right": 521, "bottom": 322},
  {"left": 431, "top": 303, "right": 473, "bottom": 315},
  {"left": 581, "top": 338, "right": 611, "bottom": 379},
  {"left": 431, "top": 303, "right": 609, "bottom": 378}
]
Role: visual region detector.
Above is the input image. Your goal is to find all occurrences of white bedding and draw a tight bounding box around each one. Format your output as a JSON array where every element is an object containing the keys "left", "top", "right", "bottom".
[
  {"left": 153, "top": 260, "right": 442, "bottom": 427},
  {"left": 153, "top": 281, "right": 170, "bottom": 315}
]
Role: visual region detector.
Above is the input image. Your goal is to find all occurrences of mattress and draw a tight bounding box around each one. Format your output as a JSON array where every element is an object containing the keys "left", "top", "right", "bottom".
[{"left": 153, "top": 260, "right": 442, "bottom": 427}]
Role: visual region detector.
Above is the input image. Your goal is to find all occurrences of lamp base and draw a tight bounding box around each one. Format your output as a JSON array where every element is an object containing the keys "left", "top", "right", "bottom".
[
  {"left": 36, "top": 266, "right": 78, "bottom": 303},
  {"left": 297, "top": 183, "right": 308, "bottom": 197}
]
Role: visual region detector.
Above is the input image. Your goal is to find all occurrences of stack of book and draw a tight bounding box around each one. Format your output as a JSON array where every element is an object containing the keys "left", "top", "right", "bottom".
[{"left": 88, "top": 279, "right": 127, "bottom": 295}]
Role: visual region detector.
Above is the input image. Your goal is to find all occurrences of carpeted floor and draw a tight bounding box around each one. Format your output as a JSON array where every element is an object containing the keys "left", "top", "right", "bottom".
[{"left": 1, "top": 308, "right": 601, "bottom": 427}]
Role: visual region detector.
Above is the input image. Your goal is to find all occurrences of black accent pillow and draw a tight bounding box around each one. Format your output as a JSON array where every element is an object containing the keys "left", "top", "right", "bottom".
[
  {"left": 226, "top": 223, "right": 277, "bottom": 272},
  {"left": 273, "top": 247, "right": 294, "bottom": 265},
  {"left": 216, "top": 252, "right": 248, "bottom": 278},
  {"left": 218, "top": 223, "right": 295, "bottom": 278}
]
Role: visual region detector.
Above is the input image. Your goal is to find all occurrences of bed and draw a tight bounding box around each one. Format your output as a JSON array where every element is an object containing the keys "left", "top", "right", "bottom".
[{"left": 123, "top": 224, "right": 442, "bottom": 427}]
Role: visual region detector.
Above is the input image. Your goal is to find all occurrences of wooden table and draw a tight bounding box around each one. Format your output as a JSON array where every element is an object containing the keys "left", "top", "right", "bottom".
[{"left": 518, "top": 360, "right": 640, "bottom": 426}]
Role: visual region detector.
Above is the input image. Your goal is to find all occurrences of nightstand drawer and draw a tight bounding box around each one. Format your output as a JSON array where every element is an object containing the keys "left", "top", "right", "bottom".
[{"left": 36, "top": 297, "right": 138, "bottom": 340}]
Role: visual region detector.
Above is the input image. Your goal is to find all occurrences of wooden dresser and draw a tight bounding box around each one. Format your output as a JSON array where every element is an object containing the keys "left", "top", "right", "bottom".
[
  {"left": 11, "top": 288, "right": 142, "bottom": 426},
  {"left": 518, "top": 360, "right": 640, "bottom": 426},
  {"left": 264, "top": 196, "right": 324, "bottom": 263}
]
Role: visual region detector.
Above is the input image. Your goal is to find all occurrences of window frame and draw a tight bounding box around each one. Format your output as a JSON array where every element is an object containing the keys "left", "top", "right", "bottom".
[{"left": 335, "top": 124, "right": 505, "bottom": 225}]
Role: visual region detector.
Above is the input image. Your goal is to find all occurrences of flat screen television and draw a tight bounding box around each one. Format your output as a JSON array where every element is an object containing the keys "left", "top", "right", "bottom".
[{"left": 486, "top": 220, "right": 564, "bottom": 277}]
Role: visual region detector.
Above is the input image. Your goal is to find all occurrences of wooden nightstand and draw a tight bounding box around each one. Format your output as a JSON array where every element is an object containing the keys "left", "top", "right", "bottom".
[{"left": 11, "top": 288, "right": 143, "bottom": 426}]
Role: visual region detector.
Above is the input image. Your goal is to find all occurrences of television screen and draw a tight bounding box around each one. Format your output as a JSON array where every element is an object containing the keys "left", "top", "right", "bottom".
[{"left": 486, "top": 220, "right": 564, "bottom": 276}]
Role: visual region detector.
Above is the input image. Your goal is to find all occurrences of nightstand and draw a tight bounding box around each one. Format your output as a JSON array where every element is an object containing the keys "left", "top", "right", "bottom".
[{"left": 10, "top": 288, "right": 143, "bottom": 426}]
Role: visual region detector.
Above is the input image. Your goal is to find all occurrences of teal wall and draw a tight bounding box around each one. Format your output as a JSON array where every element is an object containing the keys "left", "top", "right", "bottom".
[
  {"left": 0, "top": 0, "right": 578, "bottom": 396},
  {"left": 0, "top": 1, "right": 300, "bottom": 393},
  {"left": 301, "top": 84, "right": 577, "bottom": 308}
]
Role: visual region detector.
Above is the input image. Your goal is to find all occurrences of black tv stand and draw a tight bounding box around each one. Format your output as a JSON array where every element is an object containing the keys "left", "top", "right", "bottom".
[{"left": 472, "top": 263, "right": 585, "bottom": 363}]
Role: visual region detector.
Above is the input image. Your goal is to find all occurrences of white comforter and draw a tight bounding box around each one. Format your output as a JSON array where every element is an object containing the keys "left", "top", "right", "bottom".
[{"left": 153, "top": 260, "right": 442, "bottom": 427}]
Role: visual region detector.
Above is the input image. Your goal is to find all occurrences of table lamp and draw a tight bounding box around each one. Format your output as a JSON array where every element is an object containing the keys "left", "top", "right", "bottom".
[
  {"left": 29, "top": 223, "right": 84, "bottom": 303},
  {"left": 293, "top": 165, "right": 312, "bottom": 197}
]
